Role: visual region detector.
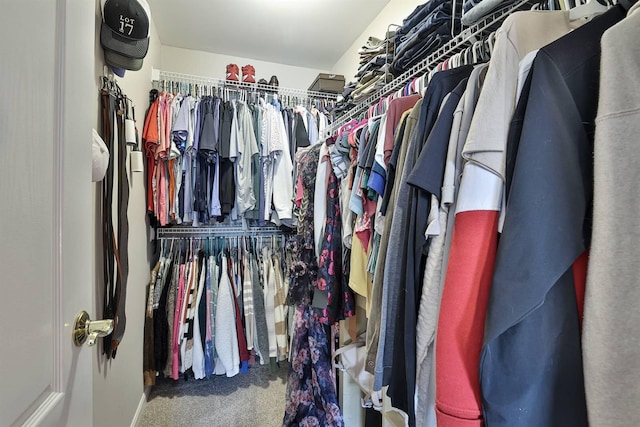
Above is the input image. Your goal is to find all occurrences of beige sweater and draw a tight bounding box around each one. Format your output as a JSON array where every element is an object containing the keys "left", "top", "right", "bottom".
[{"left": 583, "top": 4, "right": 640, "bottom": 426}]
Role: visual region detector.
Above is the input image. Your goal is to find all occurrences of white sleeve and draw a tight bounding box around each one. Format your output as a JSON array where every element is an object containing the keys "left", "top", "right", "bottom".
[
  {"left": 374, "top": 113, "right": 388, "bottom": 171},
  {"left": 272, "top": 116, "right": 294, "bottom": 220},
  {"left": 192, "top": 259, "right": 207, "bottom": 379}
]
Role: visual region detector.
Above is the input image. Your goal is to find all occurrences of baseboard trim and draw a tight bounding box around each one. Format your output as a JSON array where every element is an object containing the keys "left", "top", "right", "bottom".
[{"left": 130, "top": 393, "right": 147, "bottom": 427}]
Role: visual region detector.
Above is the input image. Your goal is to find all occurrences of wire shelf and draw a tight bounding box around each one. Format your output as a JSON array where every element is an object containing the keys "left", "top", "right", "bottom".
[
  {"left": 326, "top": 0, "right": 534, "bottom": 135},
  {"left": 157, "top": 224, "right": 285, "bottom": 238},
  {"left": 153, "top": 69, "right": 339, "bottom": 101}
]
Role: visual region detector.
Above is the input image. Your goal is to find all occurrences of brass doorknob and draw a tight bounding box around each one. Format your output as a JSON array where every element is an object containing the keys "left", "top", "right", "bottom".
[{"left": 72, "top": 311, "right": 114, "bottom": 347}]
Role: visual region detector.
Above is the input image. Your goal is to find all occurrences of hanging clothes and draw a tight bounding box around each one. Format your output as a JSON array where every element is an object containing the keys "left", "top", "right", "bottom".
[
  {"left": 284, "top": 144, "right": 345, "bottom": 427},
  {"left": 284, "top": 304, "right": 343, "bottom": 427},
  {"left": 143, "top": 236, "right": 289, "bottom": 383},
  {"left": 215, "top": 252, "right": 240, "bottom": 377},
  {"left": 263, "top": 245, "right": 278, "bottom": 362},
  {"left": 204, "top": 250, "right": 216, "bottom": 377},
  {"left": 192, "top": 252, "right": 207, "bottom": 379},
  {"left": 377, "top": 65, "right": 474, "bottom": 427},
  {"left": 434, "top": 11, "right": 586, "bottom": 427},
  {"left": 479, "top": 8, "right": 625, "bottom": 426},
  {"left": 141, "top": 89, "right": 329, "bottom": 227},
  {"left": 273, "top": 253, "right": 289, "bottom": 360},
  {"left": 154, "top": 252, "right": 174, "bottom": 377},
  {"left": 143, "top": 260, "right": 161, "bottom": 386},
  {"left": 251, "top": 246, "right": 271, "bottom": 365}
]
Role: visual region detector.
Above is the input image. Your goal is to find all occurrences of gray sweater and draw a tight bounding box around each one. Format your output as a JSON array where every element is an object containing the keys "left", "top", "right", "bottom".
[{"left": 583, "top": 4, "right": 640, "bottom": 426}]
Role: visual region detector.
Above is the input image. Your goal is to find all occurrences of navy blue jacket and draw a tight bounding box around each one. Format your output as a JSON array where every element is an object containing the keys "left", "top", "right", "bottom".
[{"left": 480, "top": 8, "right": 624, "bottom": 426}]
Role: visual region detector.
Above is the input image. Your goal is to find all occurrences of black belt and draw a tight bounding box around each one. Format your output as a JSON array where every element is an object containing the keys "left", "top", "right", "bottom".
[{"left": 100, "top": 81, "right": 130, "bottom": 358}]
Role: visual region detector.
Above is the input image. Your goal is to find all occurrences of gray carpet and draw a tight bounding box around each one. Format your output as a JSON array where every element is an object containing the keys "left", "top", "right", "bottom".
[{"left": 139, "top": 362, "right": 289, "bottom": 427}]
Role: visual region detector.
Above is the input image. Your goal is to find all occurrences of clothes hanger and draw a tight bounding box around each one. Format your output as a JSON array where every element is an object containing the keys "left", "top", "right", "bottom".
[
  {"left": 480, "top": 40, "right": 491, "bottom": 61},
  {"left": 170, "top": 238, "right": 176, "bottom": 260},
  {"left": 488, "top": 32, "right": 497, "bottom": 56},
  {"left": 338, "top": 120, "right": 358, "bottom": 137},
  {"left": 460, "top": 46, "right": 469, "bottom": 65},
  {"left": 449, "top": 53, "right": 457, "bottom": 69},
  {"left": 472, "top": 41, "right": 482, "bottom": 64},
  {"left": 170, "top": 239, "right": 178, "bottom": 264}
]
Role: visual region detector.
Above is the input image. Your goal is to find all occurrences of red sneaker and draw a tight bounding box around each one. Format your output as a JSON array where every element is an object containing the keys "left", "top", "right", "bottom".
[
  {"left": 226, "top": 64, "right": 239, "bottom": 81},
  {"left": 242, "top": 65, "right": 256, "bottom": 83}
]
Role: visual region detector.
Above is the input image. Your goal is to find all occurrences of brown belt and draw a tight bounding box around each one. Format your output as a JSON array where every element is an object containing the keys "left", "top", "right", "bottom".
[{"left": 100, "top": 80, "right": 130, "bottom": 359}]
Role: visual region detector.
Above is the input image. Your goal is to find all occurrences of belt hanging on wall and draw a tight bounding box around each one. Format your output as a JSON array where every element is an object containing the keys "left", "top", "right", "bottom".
[{"left": 100, "top": 76, "right": 130, "bottom": 359}]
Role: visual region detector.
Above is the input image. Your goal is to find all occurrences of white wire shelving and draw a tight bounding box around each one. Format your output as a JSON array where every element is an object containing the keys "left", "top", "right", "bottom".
[
  {"left": 157, "top": 223, "right": 285, "bottom": 239},
  {"left": 152, "top": 68, "right": 339, "bottom": 101}
]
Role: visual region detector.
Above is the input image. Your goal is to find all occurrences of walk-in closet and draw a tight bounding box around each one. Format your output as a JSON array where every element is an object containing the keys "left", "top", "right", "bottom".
[{"left": 3, "top": 0, "right": 640, "bottom": 426}]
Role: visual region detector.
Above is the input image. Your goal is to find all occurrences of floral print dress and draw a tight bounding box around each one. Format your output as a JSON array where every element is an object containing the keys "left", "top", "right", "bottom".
[{"left": 283, "top": 144, "right": 354, "bottom": 427}]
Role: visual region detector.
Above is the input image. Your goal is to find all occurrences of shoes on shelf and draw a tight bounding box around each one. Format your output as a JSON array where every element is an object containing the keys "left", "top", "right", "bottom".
[
  {"left": 226, "top": 63, "right": 239, "bottom": 81},
  {"left": 242, "top": 64, "right": 256, "bottom": 83}
]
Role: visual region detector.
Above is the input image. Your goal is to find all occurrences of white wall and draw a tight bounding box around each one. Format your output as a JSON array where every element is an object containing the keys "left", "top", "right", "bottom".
[
  {"left": 161, "top": 45, "right": 328, "bottom": 90},
  {"left": 331, "top": 0, "right": 425, "bottom": 83},
  {"left": 92, "top": 3, "right": 160, "bottom": 426}
]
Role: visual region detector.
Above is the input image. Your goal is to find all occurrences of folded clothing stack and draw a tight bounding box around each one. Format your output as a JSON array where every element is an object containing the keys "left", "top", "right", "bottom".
[
  {"left": 352, "top": 35, "right": 395, "bottom": 103},
  {"left": 333, "top": 81, "right": 358, "bottom": 116},
  {"left": 391, "top": 0, "right": 461, "bottom": 76},
  {"left": 357, "top": 33, "right": 395, "bottom": 76},
  {"left": 336, "top": 32, "right": 396, "bottom": 113}
]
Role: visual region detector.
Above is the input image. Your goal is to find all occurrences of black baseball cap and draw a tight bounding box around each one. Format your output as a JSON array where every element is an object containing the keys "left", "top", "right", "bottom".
[{"left": 100, "top": 0, "right": 151, "bottom": 71}]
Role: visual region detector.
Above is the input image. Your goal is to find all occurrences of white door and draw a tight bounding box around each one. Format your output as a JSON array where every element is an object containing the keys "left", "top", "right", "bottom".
[{"left": 0, "top": 1, "right": 96, "bottom": 426}]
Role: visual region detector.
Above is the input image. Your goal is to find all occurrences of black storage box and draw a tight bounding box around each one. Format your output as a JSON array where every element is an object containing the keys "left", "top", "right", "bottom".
[{"left": 308, "top": 73, "right": 345, "bottom": 94}]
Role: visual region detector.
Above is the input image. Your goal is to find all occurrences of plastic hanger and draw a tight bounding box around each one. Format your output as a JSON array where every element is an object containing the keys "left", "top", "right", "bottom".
[
  {"left": 481, "top": 40, "right": 491, "bottom": 61},
  {"left": 450, "top": 53, "right": 457, "bottom": 69},
  {"left": 472, "top": 41, "right": 483, "bottom": 63},
  {"left": 338, "top": 120, "right": 358, "bottom": 137}
]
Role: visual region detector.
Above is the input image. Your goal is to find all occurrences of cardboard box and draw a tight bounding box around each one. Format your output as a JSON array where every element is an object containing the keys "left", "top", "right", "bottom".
[{"left": 308, "top": 73, "right": 345, "bottom": 94}]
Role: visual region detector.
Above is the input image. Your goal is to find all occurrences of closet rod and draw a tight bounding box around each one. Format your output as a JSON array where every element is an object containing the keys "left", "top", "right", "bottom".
[
  {"left": 151, "top": 68, "right": 339, "bottom": 101},
  {"left": 325, "top": 0, "right": 535, "bottom": 136},
  {"left": 157, "top": 225, "right": 285, "bottom": 239}
]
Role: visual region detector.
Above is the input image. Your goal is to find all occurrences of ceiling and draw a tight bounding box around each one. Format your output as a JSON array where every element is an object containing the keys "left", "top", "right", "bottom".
[{"left": 147, "top": 0, "right": 391, "bottom": 70}]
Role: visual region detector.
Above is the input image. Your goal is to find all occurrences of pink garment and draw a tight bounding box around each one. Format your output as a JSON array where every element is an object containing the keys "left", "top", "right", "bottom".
[
  {"left": 152, "top": 160, "right": 159, "bottom": 219},
  {"left": 383, "top": 95, "right": 421, "bottom": 166},
  {"left": 158, "top": 161, "right": 168, "bottom": 226},
  {"left": 156, "top": 95, "right": 168, "bottom": 159},
  {"left": 295, "top": 173, "right": 304, "bottom": 208},
  {"left": 354, "top": 213, "right": 372, "bottom": 252}
]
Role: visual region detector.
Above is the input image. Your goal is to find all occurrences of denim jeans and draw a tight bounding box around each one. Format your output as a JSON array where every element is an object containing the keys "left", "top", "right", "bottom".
[
  {"left": 392, "top": 21, "right": 456, "bottom": 74},
  {"left": 396, "top": 0, "right": 449, "bottom": 41},
  {"left": 395, "top": 3, "right": 453, "bottom": 59}
]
